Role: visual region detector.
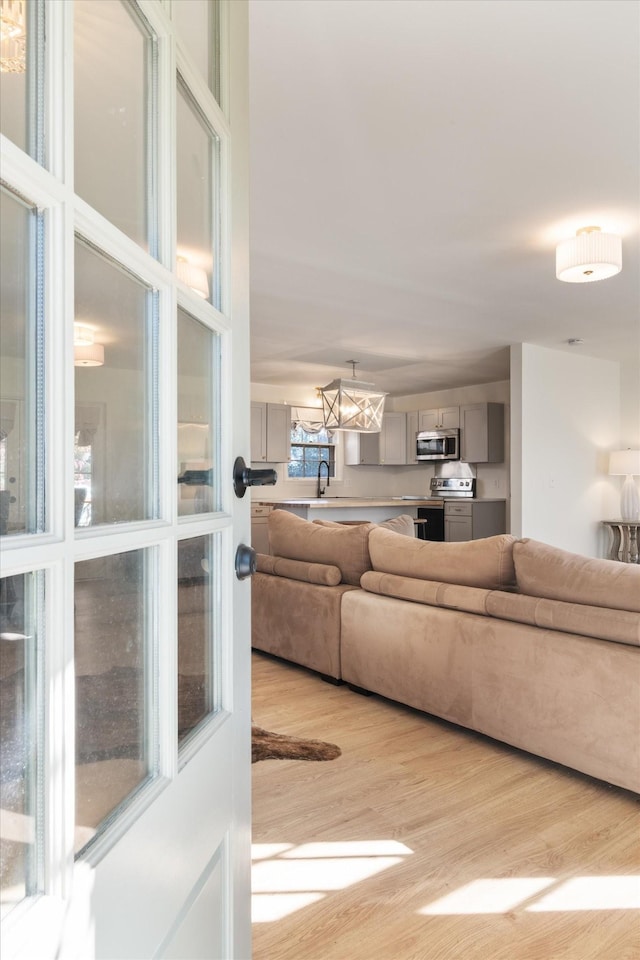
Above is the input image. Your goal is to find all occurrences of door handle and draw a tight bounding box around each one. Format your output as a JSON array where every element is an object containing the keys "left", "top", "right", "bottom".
[
  {"left": 233, "top": 456, "right": 277, "bottom": 498},
  {"left": 235, "top": 543, "right": 257, "bottom": 580}
]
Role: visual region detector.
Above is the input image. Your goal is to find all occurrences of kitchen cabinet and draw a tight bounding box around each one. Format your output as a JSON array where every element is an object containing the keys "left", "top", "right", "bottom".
[
  {"left": 344, "top": 412, "right": 407, "bottom": 465},
  {"left": 405, "top": 411, "right": 419, "bottom": 464},
  {"left": 460, "top": 402, "right": 504, "bottom": 463},
  {"left": 444, "top": 500, "right": 506, "bottom": 542},
  {"left": 251, "top": 402, "right": 291, "bottom": 463},
  {"left": 418, "top": 406, "right": 459, "bottom": 431}
]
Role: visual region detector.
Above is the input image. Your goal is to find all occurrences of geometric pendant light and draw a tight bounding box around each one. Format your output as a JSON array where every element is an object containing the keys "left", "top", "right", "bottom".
[{"left": 320, "top": 361, "right": 387, "bottom": 432}]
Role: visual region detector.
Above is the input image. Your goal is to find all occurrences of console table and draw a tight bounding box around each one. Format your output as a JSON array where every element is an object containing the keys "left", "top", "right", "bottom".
[{"left": 602, "top": 520, "right": 640, "bottom": 564}]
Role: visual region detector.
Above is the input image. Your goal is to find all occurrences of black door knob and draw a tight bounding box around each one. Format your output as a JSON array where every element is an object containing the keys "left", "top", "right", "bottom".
[
  {"left": 235, "top": 543, "right": 257, "bottom": 580},
  {"left": 233, "top": 456, "right": 277, "bottom": 498}
]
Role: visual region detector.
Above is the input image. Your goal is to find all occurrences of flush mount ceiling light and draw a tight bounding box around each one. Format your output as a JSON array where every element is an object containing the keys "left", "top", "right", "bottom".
[
  {"left": 73, "top": 324, "right": 104, "bottom": 367},
  {"left": 74, "top": 343, "right": 105, "bottom": 367},
  {"left": 556, "top": 226, "right": 622, "bottom": 283},
  {"left": 73, "top": 323, "right": 94, "bottom": 346},
  {"left": 177, "top": 256, "right": 210, "bottom": 299},
  {"left": 320, "top": 361, "right": 387, "bottom": 433}
]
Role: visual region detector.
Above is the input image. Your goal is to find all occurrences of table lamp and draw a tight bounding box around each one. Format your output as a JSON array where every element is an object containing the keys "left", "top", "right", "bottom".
[{"left": 609, "top": 449, "right": 640, "bottom": 521}]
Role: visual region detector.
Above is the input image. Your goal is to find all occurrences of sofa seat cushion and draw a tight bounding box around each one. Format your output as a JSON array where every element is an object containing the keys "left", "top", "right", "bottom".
[
  {"left": 361, "top": 571, "right": 492, "bottom": 617},
  {"left": 486, "top": 591, "right": 640, "bottom": 647},
  {"left": 268, "top": 509, "right": 374, "bottom": 585},
  {"left": 256, "top": 553, "right": 341, "bottom": 586},
  {"left": 368, "top": 527, "right": 516, "bottom": 590},
  {"left": 514, "top": 538, "right": 640, "bottom": 613}
]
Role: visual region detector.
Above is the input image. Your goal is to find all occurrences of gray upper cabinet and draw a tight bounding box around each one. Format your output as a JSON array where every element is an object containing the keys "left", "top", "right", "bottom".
[
  {"left": 460, "top": 402, "right": 504, "bottom": 463},
  {"left": 251, "top": 402, "right": 291, "bottom": 462},
  {"left": 418, "top": 406, "right": 460, "bottom": 431},
  {"left": 344, "top": 412, "right": 407, "bottom": 465}
]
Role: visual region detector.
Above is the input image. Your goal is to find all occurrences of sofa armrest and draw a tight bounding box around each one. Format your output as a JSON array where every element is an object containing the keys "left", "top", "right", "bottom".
[{"left": 256, "top": 553, "right": 342, "bottom": 586}]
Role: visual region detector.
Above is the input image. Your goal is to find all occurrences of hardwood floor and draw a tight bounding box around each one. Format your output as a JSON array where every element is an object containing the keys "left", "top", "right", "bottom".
[{"left": 251, "top": 652, "right": 640, "bottom": 960}]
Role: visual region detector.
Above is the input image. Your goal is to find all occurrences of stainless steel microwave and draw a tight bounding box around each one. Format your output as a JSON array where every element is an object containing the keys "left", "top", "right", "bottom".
[{"left": 416, "top": 428, "right": 460, "bottom": 461}]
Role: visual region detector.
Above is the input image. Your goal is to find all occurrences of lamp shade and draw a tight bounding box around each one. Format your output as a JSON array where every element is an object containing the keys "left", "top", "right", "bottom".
[
  {"left": 556, "top": 227, "right": 622, "bottom": 283},
  {"left": 609, "top": 449, "right": 640, "bottom": 522},
  {"left": 320, "top": 378, "right": 387, "bottom": 432},
  {"left": 609, "top": 449, "right": 640, "bottom": 477},
  {"left": 74, "top": 343, "right": 105, "bottom": 367}
]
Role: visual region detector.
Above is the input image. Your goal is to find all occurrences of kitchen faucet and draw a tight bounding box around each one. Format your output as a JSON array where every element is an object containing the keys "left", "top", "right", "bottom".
[{"left": 316, "top": 459, "right": 330, "bottom": 498}]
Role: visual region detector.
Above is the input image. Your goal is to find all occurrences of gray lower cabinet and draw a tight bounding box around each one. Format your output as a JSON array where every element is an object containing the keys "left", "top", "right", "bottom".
[
  {"left": 444, "top": 500, "right": 506, "bottom": 542},
  {"left": 251, "top": 503, "right": 272, "bottom": 554}
]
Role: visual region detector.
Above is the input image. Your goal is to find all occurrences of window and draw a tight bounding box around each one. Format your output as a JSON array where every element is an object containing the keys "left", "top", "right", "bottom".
[{"left": 288, "top": 408, "right": 335, "bottom": 480}]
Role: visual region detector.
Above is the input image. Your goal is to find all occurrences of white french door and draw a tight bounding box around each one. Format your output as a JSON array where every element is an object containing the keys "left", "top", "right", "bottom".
[{"left": 0, "top": 1, "right": 252, "bottom": 957}]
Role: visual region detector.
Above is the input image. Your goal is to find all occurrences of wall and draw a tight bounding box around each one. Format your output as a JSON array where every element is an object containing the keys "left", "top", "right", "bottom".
[
  {"left": 250, "top": 380, "right": 510, "bottom": 502},
  {"left": 511, "top": 344, "right": 622, "bottom": 557},
  {"left": 620, "top": 356, "right": 640, "bottom": 448}
]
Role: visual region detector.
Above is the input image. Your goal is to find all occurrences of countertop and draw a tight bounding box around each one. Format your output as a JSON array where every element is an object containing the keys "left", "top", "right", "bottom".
[{"left": 254, "top": 497, "right": 506, "bottom": 507}]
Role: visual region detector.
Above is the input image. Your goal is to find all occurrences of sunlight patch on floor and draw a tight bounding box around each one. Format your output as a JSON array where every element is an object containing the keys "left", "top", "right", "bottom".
[
  {"left": 419, "top": 875, "right": 640, "bottom": 916},
  {"left": 419, "top": 878, "right": 554, "bottom": 915},
  {"left": 527, "top": 876, "right": 640, "bottom": 912},
  {"left": 251, "top": 839, "right": 414, "bottom": 923},
  {"left": 252, "top": 892, "right": 325, "bottom": 923}
]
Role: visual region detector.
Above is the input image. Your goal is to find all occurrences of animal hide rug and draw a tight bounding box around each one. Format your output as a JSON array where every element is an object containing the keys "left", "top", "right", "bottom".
[{"left": 251, "top": 724, "right": 341, "bottom": 763}]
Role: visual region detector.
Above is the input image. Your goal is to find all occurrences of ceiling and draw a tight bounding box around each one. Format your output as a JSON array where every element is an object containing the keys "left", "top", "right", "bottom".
[{"left": 248, "top": 0, "right": 640, "bottom": 398}]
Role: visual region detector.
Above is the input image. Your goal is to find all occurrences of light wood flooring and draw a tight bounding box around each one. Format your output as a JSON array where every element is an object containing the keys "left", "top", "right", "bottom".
[{"left": 251, "top": 651, "right": 640, "bottom": 960}]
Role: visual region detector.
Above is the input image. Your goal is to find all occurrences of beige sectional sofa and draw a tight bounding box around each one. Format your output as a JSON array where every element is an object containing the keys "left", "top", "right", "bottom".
[{"left": 251, "top": 509, "right": 640, "bottom": 793}]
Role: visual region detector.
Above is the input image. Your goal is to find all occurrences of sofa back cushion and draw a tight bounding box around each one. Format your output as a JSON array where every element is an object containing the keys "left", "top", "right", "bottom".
[
  {"left": 513, "top": 538, "right": 640, "bottom": 613},
  {"left": 368, "top": 527, "right": 517, "bottom": 590},
  {"left": 268, "top": 509, "right": 374, "bottom": 585}
]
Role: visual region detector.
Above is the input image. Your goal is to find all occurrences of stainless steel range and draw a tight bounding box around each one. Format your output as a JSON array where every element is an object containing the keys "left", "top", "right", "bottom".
[
  {"left": 413, "top": 476, "right": 476, "bottom": 541},
  {"left": 430, "top": 476, "right": 476, "bottom": 498}
]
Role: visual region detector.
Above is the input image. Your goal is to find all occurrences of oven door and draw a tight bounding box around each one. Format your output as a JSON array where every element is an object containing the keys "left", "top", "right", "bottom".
[{"left": 416, "top": 429, "right": 459, "bottom": 461}]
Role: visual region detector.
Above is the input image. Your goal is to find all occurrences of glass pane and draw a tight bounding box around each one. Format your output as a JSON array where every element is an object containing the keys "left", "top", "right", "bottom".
[
  {"left": 75, "top": 550, "right": 154, "bottom": 854},
  {"left": 0, "top": 186, "right": 41, "bottom": 536},
  {"left": 172, "top": 0, "right": 220, "bottom": 102},
  {"left": 0, "top": 572, "right": 39, "bottom": 914},
  {"left": 177, "top": 309, "right": 218, "bottom": 516},
  {"left": 178, "top": 535, "right": 218, "bottom": 745},
  {"left": 176, "top": 78, "right": 219, "bottom": 307},
  {"left": 0, "top": 0, "right": 44, "bottom": 162},
  {"left": 75, "top": 239, "right": 157, "bottom": 526},
  {"left": 74, "top": 0, "right": 156, "bottom": 252}
]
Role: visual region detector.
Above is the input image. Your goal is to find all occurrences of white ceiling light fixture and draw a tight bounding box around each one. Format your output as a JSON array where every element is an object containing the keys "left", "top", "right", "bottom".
[
  {"left": 556, "top": 226, "right": 622, "bottom": 283},
  {"left": 177, "top": 256, "right": 210, "bottom": 300},
  {"left": 73, "top": 324, "right": 104, "bottom": 367},
  {"left": 609, "top": 449, "right": 640, "bottom": 521},
  {"left": 0, "top": 0, "right": 26, "bottom": 74},
  {"left": 320, "top": 361, "right": 387, "bottom": 433},
  {"left": 74, "top": 343, "right": 105, "bottom": 367},
  {"left": 73, "top": 323, "right": 94, "bottom": 346}
]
